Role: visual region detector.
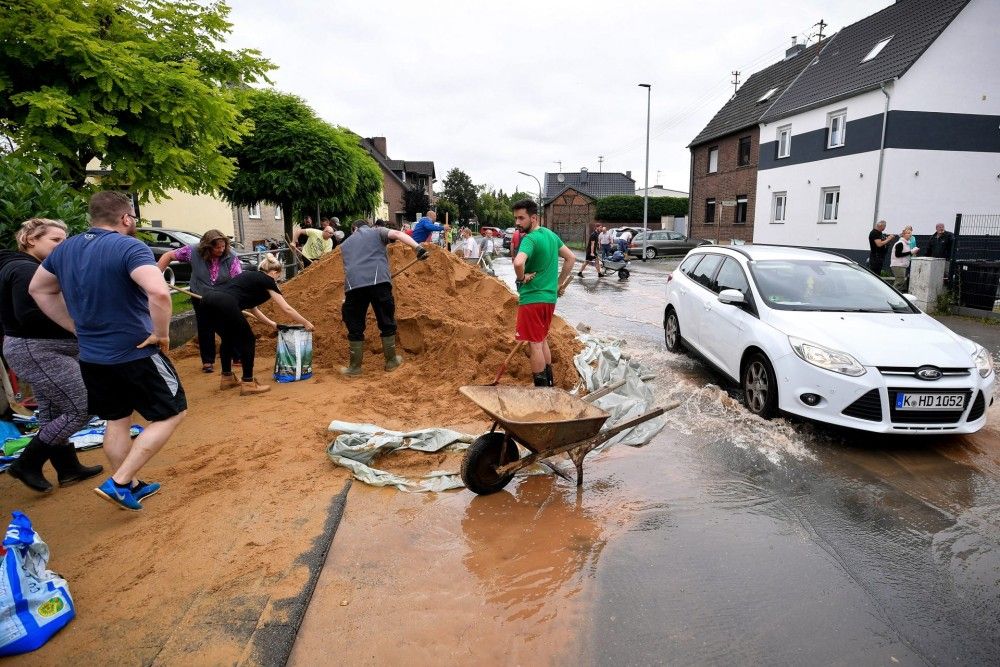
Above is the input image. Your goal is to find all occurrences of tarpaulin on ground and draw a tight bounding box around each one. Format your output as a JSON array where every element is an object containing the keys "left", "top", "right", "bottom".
[{"left": 326, "top": 335, "right": 666, "bottom": 492}]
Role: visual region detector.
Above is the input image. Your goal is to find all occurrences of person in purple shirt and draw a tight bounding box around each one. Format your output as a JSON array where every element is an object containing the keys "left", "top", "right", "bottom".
[{"left": 411, "top": 210, "right": 449, "bottom": 244}]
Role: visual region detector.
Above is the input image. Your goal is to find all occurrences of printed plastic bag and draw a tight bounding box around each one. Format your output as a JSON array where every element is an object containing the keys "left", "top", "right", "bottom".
[
  {"left": 0, "top": 512, "right": 75, "bottom": 656},
  {"left": 274, "top": 325, "right": 313, "bottom": 383}
]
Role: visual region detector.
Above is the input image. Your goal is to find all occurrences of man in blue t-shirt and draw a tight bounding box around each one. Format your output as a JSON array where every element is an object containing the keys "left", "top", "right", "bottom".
[
  {"left": 30, "top": 191, "right": 187, "bottom": 512},
  {"left": 411, "top": 210, "right": 449, "bottom": 244}
]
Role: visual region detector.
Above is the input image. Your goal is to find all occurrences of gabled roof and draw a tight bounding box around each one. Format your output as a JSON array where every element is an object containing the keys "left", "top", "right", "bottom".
[
  {"left": 761, "top": 0, "right": 970, "bottom": 122},
  {"left": 360, "top": 138, "right": 408, "bottom": 189},
  {"left": 543, "top": 171, "right": 635, "bottom": 200},
  {"left": 542, "top": 184, "right": 596, "bottom": 205},
  {"left": 689, "top": 41, "right": 824, "bottom": 147},
  {"left": 403, "top": 161, "right": 435, "bottom": 178}
]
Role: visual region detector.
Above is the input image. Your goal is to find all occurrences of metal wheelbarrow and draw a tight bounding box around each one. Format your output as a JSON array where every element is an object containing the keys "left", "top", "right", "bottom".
[{"left": 458, "top": 379, "right": 674, "bottom": 495}]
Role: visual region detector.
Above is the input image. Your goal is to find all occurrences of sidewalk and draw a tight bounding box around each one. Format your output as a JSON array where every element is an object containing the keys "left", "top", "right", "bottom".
[{"left": 933, "top": 315, "right": 1000, "bottom": 356}]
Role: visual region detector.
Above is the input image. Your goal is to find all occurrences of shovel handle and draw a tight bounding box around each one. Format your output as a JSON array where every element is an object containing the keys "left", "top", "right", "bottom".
[
  {"left": 490, "top": 341, "right": 525, "bottom": 385},
  {"left": 169, "top": 285, "right": 259, "bottom": 322}
]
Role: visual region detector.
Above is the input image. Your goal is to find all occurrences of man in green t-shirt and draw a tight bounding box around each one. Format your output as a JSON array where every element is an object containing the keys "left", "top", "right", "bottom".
[{"left": 511, "top": 199, "right": 577, "bottom": 387}]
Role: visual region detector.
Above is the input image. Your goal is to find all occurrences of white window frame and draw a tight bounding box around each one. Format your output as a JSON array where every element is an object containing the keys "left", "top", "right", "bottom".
[
  {"left": 777, "top": 125, "right": 791, "bottom": 159},
  {"left": 827, "top": 110, "right": 847, "bottom": 148},
  {"left": 862, "top": 36, "right": 893, "bottom": 63},
  {"left": 248, "top": 203, "right": 261, "bottom": 219},
  {"left": 708, "top": 147, "right": 718, "bottom": 173},
  {"left": 771, "top": 192, "right": 787, "bottom": 223},
  {"left": 735, "top": 195, "right": 748, "bottom": 224},
  {"left": 819, "top": 187, "right": 840, "bottom": 223},
  {"left": 274, "top": 206, "right": 282, "bottom": 220}
]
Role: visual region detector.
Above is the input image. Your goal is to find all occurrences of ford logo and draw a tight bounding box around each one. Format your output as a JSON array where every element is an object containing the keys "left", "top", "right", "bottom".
[{"left": 915, "top": 366, "right": 942, "bottom": 380}]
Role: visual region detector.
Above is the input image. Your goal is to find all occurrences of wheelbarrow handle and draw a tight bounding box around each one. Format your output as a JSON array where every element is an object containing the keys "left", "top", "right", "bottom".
[{"left": 582, "top": 378, "right": 628, "bottom": 403}]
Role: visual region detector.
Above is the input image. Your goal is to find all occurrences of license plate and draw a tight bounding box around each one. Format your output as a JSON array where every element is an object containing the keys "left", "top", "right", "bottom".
[{"left": 895, "top": 393, "right": 965, "bottom": 410}]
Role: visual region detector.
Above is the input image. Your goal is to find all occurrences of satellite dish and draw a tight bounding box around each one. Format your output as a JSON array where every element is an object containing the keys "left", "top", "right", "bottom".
[{"left": 557, "top": 174, "right": 565, "bottom": 183}]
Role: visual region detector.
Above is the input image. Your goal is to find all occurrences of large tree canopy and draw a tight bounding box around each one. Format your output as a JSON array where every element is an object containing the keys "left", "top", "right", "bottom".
[
  {"left": 440, "top": 168, "right": 477, "bottom": 223},
  {"left": 0, "top": 0, "right": 272, "bottom": 198},
  {"left": 220, "top": 89, "right": 381, "bottom": 238}
]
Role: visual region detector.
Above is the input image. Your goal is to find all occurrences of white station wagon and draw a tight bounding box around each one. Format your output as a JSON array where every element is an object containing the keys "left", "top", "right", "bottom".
[{"left": 663, "top": 245, "right": 995, "bottom": 434}]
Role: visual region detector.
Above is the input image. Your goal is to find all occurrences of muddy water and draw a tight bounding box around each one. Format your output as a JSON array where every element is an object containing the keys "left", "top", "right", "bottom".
[{"left": 291, "top": 258, "right": 1000, "bottom": 664}]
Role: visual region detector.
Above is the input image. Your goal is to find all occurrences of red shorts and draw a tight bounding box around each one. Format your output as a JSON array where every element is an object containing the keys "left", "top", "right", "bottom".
[{"left": 515, "top": 303, "right": 556, "bottom": 343}]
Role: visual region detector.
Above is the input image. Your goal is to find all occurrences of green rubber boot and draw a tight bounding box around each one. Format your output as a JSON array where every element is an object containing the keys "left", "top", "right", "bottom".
[
  {"left": 382, "top": 335, "right": 403, "bottom": 372},
  {"left": 341, "top": 341, "right": 364, "bottom": 376}
]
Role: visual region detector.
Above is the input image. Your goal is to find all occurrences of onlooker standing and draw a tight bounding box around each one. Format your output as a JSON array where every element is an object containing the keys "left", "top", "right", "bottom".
[
  {"left": 460, "top": 227, "right": 480, "bottom": 259},
  {"left": 411, "top": 210, "right": 448, "bottom": 244},
  {"left": 598, "top": 226, "right": 612, "bottom": 258},
  {"left": 868, "top": 220, "right": 896, "bottom": 274},
  {"left": 157, "top": 229, "right": 242, "bottom": 373},
  {"left": 579, "top": 225, "right": 602, "bottom": 278},
  {"left": 511, "top": 227, "right": 524, "bottom": 257},
  {"left": 925, "top": 223, "right": 955, "bottom": 259},
  {"left": 511, "top": 199, "right": 577, "bottom": 387},
  {"left": 890, "top": 226, "right": 919, "bottom": 291},
  {"left": 478, "top": 228, "right": 500, "bottom": 271},
  {"left": 0, "top": 218, "right": 103, "bottom": 493},
  {"left": 339, "top": 220, "right": 428, "bottom": 376},
  {"left": 31, "top": 191, "right": 187, "bottom": 512}
]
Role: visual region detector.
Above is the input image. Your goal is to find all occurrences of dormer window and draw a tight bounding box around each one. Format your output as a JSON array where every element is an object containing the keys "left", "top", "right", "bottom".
[{"left": 861, "top": 36, "right": 893, "bottom": 63}]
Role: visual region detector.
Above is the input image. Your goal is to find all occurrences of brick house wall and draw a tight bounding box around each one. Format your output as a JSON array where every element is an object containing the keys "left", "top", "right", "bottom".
[
  {"left": 233, "top": 204, "right": 285, "bottom": 246},
  {"left": 689, "top": 127, "right": 759, "bottom": 244},
  {"left": 544, "top": 188, "right": 597, "bottom": 244},
  {"left": 382, "top": 174, "right": 407, "bottom": 225}
]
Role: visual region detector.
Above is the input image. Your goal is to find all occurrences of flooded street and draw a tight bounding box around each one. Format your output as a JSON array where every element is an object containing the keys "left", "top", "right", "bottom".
[{"left": 291, "top": 257, "right": 1000, "bottom": 665}]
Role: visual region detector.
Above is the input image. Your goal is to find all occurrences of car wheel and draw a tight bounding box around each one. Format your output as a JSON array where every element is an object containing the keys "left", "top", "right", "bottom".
[
  {"left": 664, "top": 308, "right": 683, "bottom": 353},
  {"left": 644, "top": 247, "right": 657, "bottom": 259},
  {"left": 742, "top": 353, "right": 778, "bottom": 419}
]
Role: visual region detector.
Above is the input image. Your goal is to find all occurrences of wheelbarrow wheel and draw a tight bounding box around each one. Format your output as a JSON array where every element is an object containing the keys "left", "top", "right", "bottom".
[
  {"left": 618, "top": 268, "right": 630, "bottom": 280},
  {"left": 461, "top": 432, "right": 520, "bottom": 495}
]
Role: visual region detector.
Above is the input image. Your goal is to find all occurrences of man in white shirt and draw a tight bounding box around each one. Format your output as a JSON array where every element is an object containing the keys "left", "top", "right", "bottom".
[{"left": 598, "top": 226, "right": 612, "bottom": 258}]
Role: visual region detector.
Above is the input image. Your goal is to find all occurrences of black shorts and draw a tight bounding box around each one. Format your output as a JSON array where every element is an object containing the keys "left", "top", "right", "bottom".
[{"left": 80, "top": 352, "right": 188, "bottom": 422}]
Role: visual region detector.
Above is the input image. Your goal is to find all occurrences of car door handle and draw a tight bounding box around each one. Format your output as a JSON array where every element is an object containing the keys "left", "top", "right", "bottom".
[{"left": 704, "top": 304, "right": 712, "bottom": 312}]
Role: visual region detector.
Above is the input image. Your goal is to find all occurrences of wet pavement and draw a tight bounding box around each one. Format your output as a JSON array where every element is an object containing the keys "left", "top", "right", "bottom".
[{"left": 290, "top": 256, "right": 1000, "bottom": 665}]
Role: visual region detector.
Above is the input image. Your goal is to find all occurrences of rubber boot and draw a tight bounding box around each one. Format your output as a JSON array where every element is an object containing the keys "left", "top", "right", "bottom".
[
  {"left": 341, "top": 341, "right": 364, "bottom": 376},
  {"left": 544, "top": 364, "right": 554, "bottom": 387},
  {"left": 382, "top": 335, "right": 403, "bottom": 372},
  {"left": 533, "top": 371, "right": 549, "bottom": 387},
  {"left": 240, "top": 377, "right": 271, "bottom": 395},
  {"left": 220, "top": 372, "right": 240, "bottom": 390},
  {"left": 7, "top": 436, "right": 53, "bottom": 493},
  {"left": 49, "top": 444, "right": 103, "bottom": 486}
]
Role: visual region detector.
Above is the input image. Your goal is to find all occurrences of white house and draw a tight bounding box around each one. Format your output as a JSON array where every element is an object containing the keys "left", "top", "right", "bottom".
[{"left": 752, "top": 0, "right": 1000, "bottom": 262}]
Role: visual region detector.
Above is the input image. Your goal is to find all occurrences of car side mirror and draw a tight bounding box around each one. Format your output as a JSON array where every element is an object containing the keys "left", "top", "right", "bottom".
[{"left": 718, "top": 289, "right": 746, "bottom": 305}]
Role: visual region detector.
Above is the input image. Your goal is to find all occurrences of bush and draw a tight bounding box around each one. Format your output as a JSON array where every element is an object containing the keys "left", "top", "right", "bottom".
[
  {"left": 0, "top": 156, "right": 88, "bottom": 248},
  {"left": 596, "top": 195, "right": 689, "bottom": 221}
]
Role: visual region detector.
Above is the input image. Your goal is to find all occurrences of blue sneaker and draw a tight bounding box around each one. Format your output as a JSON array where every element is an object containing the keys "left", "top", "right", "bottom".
[
  {"left": 94, "top": 478, "right": 142, "bottom": 511},
  {"left": 131, "top": 480, "right": 160, "bottom": 502}
]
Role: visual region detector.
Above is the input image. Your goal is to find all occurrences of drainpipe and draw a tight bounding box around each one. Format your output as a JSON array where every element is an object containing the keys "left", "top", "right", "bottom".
[{"left": 872, "top": 80, "right": 894, "bottom": 223}]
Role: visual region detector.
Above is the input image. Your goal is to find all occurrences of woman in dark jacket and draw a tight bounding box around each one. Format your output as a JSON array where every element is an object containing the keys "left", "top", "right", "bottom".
[
  {"left": 157, "top": 229, "right": 242, "bottom": 373},
  {"left": 0, "top": 218, "right": 103, "bottom": 492}
]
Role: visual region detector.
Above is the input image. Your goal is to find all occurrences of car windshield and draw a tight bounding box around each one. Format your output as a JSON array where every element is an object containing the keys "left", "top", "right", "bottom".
[{"left": 749, "top": 259, "right": 916, "bottom": 313}]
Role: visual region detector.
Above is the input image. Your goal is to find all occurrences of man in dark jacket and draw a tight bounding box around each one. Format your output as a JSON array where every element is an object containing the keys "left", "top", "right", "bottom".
[{"left": 925, "top": 223, "right": 955, "bottom": 259}]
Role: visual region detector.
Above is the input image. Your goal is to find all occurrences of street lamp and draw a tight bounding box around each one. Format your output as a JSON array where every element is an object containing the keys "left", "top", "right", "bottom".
[
  {"left": 517, "top": 171, "right": 544, "bottom": 225},
  {"left": 639, "top": 83, "right": 651, "bottom": 261}
]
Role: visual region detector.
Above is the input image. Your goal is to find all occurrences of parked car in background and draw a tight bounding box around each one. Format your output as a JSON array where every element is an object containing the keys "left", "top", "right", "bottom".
[
  {"left": 502, "top": 227, "right": 515, "bottom": 251},
  {"left": 479, "top": 226, "right": 504, "bottom": 239},
  {"left": 628, "top": 230, "right": 711, "bottom": 258},
  {"left": 663, "top": 244, "right": 994, "bottom": 433},
  {"left": 136, "top": 228, "right": 255, "bottom": 283}
]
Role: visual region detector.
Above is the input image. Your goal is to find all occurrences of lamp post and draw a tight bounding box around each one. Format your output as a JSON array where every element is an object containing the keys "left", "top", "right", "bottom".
[
  {"left": 639, "top": 83, "right": 651, "bottom": 261},
  {"left": 517, "top": 171, "right": 544, "bottom": 225}
]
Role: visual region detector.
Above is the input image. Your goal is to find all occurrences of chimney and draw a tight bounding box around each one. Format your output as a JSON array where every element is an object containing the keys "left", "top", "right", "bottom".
[
  {"left": 626, "top": 170, "right": 632, "bottom": 179},
  {"left": 785, "top": 36, "right": 805, "bottom": 60},
  {"left": 370, "top": 136, "right": 388, "bottom": 157},
  {"left": 580, "top": 167, "right": 589, "bottom": 185}
]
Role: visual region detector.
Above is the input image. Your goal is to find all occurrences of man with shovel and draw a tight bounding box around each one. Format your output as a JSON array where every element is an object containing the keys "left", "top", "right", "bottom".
[
  {"left": 339, "top": 219, "right": 428, "bottom": 376},
  {"left": 511, "top": 199, "right": 576, "bottom": 387}
]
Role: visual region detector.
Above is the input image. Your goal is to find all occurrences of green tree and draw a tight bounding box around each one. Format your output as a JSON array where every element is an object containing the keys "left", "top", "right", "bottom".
[
  {"left": 433, "top": 197, "right": 459, "bottom": 225},
  {"left": 0, "top": 0, "right": 273, "bottom": 198},
  {"left": 403, "top": 186, "right": 430, "bottom": 222},
  {"left": 220, "top": 89, "right": 381, "bottom": 238},
  {"left": 440, "top": 168, "right": 477, "bottom": 223},
  {"left": 0, "top": 155, "right": 88, "bottom": 249},
  {"left": 596, "top": 195, "right": 689, "bottom": 220}
]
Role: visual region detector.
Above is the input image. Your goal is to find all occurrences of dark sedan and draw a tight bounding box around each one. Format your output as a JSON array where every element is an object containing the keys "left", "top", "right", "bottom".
[{"left": 627, "top": 230, "right": 711, "bottom": 259}]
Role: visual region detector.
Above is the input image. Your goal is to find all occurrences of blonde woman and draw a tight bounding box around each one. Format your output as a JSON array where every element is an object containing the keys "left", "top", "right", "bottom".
[
  {"left": 890, "top": 226, "right": 919, "bottom": 291},
  {"left": 0, "top": 219, "right": 103, "bottom": 492},
  {"left": 200, "top": 254, "right": 314, "bottom": 395}
]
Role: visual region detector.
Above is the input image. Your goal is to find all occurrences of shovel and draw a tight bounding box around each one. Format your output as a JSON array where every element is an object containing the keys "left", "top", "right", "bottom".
[
  {"left": 169, "top": 285, "right": 260, "bottom": 321},
  {"left": 488, "top": 341, "right": 525, "bottom": 385}
]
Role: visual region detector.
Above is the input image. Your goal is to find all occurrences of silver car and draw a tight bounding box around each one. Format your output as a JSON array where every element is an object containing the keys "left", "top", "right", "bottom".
[{"left": 628, "top": 230, "right": 711, "bottom": 259}]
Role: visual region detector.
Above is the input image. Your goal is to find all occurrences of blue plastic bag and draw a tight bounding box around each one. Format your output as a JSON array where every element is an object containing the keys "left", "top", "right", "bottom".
[
  {"left": 0, "top": 512, "right": 75, "bottom": 656},
  {"left": 273, "top": 325, "right": 313, "bottom": 383}
]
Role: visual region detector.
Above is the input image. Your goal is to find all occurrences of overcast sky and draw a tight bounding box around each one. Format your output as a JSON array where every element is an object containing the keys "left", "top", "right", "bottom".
[{"left": 225, "top": 0, "right": 892, "bottom": 198}]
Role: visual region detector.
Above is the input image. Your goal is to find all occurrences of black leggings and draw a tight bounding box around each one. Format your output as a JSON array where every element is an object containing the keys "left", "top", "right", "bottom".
[
  {"left": 341, "top": 283, "right": 396, "bottom": 342},
  {"left": 202, "top": 293, "right": 256, "bottom": 380}
]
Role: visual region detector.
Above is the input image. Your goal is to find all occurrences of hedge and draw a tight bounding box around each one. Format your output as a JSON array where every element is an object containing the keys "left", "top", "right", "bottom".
[{"left": 596, "top": 195, "right": 688, "bottom": 221}]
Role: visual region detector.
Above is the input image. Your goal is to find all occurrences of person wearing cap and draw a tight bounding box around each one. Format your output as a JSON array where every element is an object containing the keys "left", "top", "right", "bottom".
[{"left": 339, "top": 219, "right": 428, "bottom": 376}]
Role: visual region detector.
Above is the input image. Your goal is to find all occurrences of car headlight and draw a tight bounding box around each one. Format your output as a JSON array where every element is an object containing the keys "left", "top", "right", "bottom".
[
  {"left": 789, "top": 336, "right": 866, "bottom": 377},
  {"left": 973, "top": 346, "right": 994, "bottom": 378}
]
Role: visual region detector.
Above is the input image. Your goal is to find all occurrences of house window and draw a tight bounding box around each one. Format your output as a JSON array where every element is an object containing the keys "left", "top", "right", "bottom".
[
  {"left": 705, "top": 198, "right": 716, "bottom": 224},
  {"left": 827, "top": 110, "right": 847, "bottom": 148},
  {"left": 820, "top": 187, "right": 840, "bottom": 222},
  {"left": 735, "top": 195, "right": 748, "bottom": 224},
  {"left": 738, "top": 136, "right": 751, "bottom": 166},
  {"left": 274, "top": 206, "right": 282, "bottom": 220},
  {"left": 248, "top": 203, "right": 261, "bottom": 219},
  {"left": 777, "top": 125, "right": 791, "bottom": 159},
  {"left": 771, "top": 192, "right": 787, "bottom": 223},
  {"left": 708, "top": 147, "right": 718, "bottom": 173},
  {"left": 862, "top": 36, "right": 893, "bottom": 63}
]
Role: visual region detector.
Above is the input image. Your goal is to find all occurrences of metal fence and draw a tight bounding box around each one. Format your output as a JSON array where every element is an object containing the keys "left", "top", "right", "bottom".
[{"left": 950, "top": 213, "right": 1000, "bottom": 312}]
